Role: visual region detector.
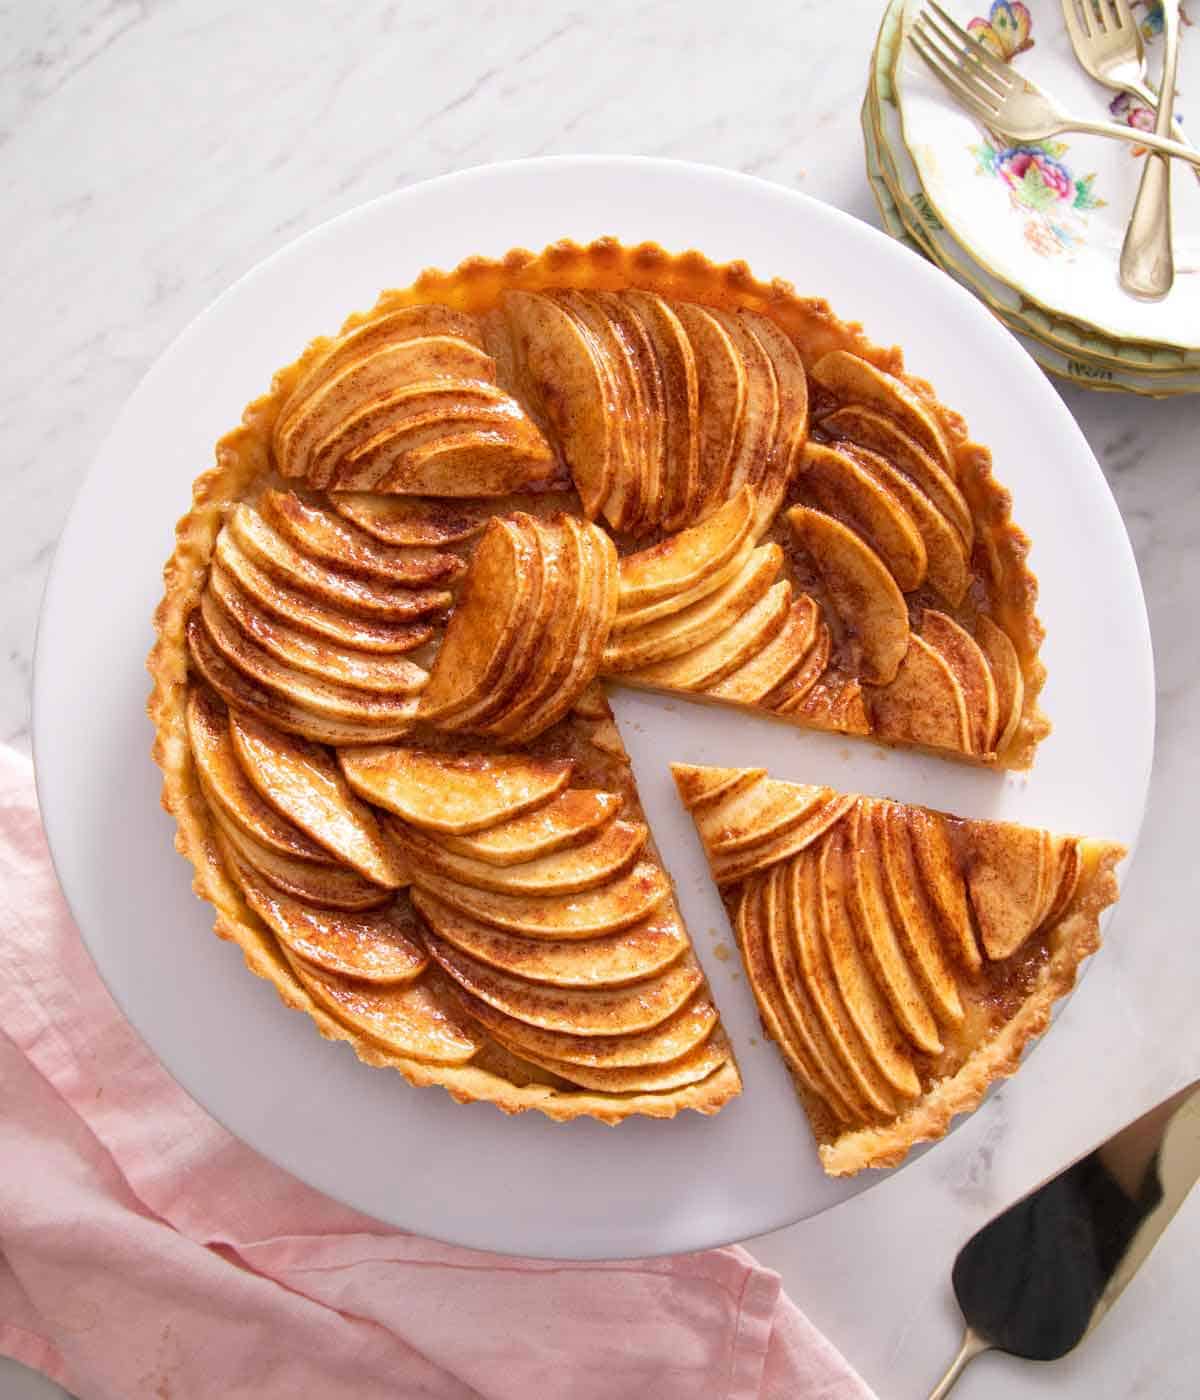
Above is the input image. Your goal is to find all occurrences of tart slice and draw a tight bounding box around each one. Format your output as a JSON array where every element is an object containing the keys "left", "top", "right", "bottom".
[{"left": 672, "top": 764, "right": 1125, "bottom": 1175}]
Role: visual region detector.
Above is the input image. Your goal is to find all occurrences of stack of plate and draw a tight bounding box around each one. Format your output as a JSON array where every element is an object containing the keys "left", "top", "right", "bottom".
[{"left": 865, "top": 0, "right": 1200, "bottom": 396}]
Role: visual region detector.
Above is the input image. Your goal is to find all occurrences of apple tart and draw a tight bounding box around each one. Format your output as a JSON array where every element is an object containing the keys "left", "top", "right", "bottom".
[
  {"left": 150, "top": 237, "right": 1062, "bottom": 1125},
  {"left": 673, "top": 764, "right": 1125, "bottom": 1173}
]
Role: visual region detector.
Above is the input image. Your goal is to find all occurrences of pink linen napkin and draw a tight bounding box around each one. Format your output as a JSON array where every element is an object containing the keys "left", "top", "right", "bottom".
[{"left": 0, "top": 744, "right": 874, "bottom": 1400}]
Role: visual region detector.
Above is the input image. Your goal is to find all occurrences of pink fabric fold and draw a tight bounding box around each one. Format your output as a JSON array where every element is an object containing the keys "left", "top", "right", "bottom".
[{"left": 0, "top": 745, "right": 873, "bottom": 1400}]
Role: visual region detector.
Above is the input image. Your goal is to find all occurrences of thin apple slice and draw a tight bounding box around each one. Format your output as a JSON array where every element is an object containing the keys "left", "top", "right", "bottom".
[
  {"left": 811, "top": 351, "right": 952, "bottom": 472},
  {"left": 228, "top": 710, "right": 407, "bottom": 886},
  {"left": 260, "top": 490, "right": 461, "bottom": 585},
  {"left": 770, "top": 621, "right": 831, "bottom": 714},
  {"left": 340, "top": 748, "right": 572, "bottom": 835},
  {"left": 233, "top": 856, "right": 427, "bottom": 984},
  {"left": 694, "top": 772, "right": 828, "bottom": 854},
  {"left": 213, "top": 531, "right": 439, "bottom": 651},
  {"left": 706, "top": 308, "right": 779, "bottom": 515},
  {"left": 186, "top": 614, "right": 417, "bottom": 746},
  {"left": 438, "top": 788, "right": 622, "bottom": 867},
  {"left": 844, "top": 803, "right": 941, "bottom": 1055},
  {"left": 611, "top": 535, "right": 755, "bottom": 634},
  {"left": 788, "top": 846, "right": 899, "bottom": 1116},
  {"left": 821, "top": 404, "right": 974, "bottom": 548},
  {"left": 593, "top": 290, "right": 667, "bottom": 531},
  {"left": 618, "top": 486, "right": 754, "bottom": 610},
  {"left": 207, "top": 565, "right": 428, "bottom": 694},
  {"left": 671, "top": 764, "right": 768, "bottom": 811},
  {"left": 230, "top": 505, "right": 455, "bottom": 612},
  {"left": 975, "top": 616, "right": 1025, "bottom": 756},
  {"left": 710, "top": 794, "right": 856, "bottom": 886},
  {"left": 187, "top": 687, "right": 332, "bottom": 863},
  {"left": 212, "top": 811, "right": 391, "bottom": 911},
  {"left": 510, "top": 1031, "right": 730, "bottom": 1094},
  {"left": 875, "top": 801, "right": 964, "bottom": 1025},
  {"left": 963, "top": 822, "right": 1055, "bottom": 961},
  {"left": 1043, "top": 839, "right": 1082, "bottom": 927},
  {"left": 627, "top": 580, "right": 793, "bottom": 692},
  {"left": 503, "top": 290, "right": 616, "bottom": 518},
  {"left": 287, "top": 952, "right": 483, "bottom": 1064},
  {"left": 706, "top": 594, "right": 820, "bottom": 704},
  {"left": 410, "top": 859, "right": 670, "bottom": 939},
  {"left": 869, "top": 634, "right": 971, "bottom": 755},
  {"left": 391, "top": 819, "right": 647, "bottom": 897},
  {"left": 798, "top": 443, "right": 927, "bottom": 592},
  {"left": 603, "top": 543, "right": 781, "bottom": 671},
  {"left": 418, "top": 516, "right": 536, "bottom": 721},
  {"left": 449, "top": 985, "right": 719, "bottom": 1068},
  {"left": 425, "top": 932, "right": 702, "bottom": 1035},
  {"left": 624, "top": 291, "right": 699, "bottom": 529},
  {"left": 816, "top": 828, "right": 921, "bottom": 1099},
  {"left": 412, "top": 889, "right": 685, "bottom": 989},
  {"left": 742, "top": 311, "right": 808, "bottom": 529},
  {"left": 788, "top": 677, "right": 871, "bottom": 736},
  {"left": 199, "top": 592, "right": 422, "bottom": 727},
  {"left": 674, "top": 303, "right": 747, "bottom": 514},
  {"left": 920, "top": 611, "right": 998, "bottom": 758},
  {"left": 331, "top": 494, "right": 489, "bottom": 547},
  {"left": 787, "top": 507, "right": 909, "bottom": 684},
  {"left": 366, "top": 423, "right": 559, "bottom": 497},
  {"left": 905, "top": 807, "right": 979, "bottom": 972}
]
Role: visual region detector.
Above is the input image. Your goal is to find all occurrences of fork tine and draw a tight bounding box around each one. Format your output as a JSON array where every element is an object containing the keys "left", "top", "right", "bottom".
[
  {"left": 917, "top": 9, "right": 1009, "bottom": 99},
  {"left": 1095, "top": 0, "right": 1119, "bottom": 31},
  {"left": 925, "top": 0, "right": 1015, "bottom": 84},
  {"left": 913, "top": 17, "right": 1004, "bottom": 105},
  {"left": 909, "top": 29, "right": 1002, "bottom": 118},
  {"left": 1061, "top": 0, "right": 1092, "bottom": 42},
  {"left": 1110, "top": 0, "right": 1135, "bottom": 27}
]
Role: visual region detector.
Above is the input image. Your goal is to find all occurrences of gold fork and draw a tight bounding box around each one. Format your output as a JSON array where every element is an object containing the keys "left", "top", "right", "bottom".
[
  {"left": 908, "top": 0, "right": 1200, "bottom": 172},
  {"left": 1062, "top": 0, "right": 1182, "bottom": 299}
]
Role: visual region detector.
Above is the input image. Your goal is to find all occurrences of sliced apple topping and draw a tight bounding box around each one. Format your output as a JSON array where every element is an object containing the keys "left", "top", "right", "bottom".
[
  {"left": 810, "top": 351, "right": 952, "bottom": 472},
  {"left": 671, "top": 764, "right": 768, "bottom": 811},
  {"left": 331, "top": 494, "right": 490, "bottom": 547},
  {"left": 797, "top": 443, "right": 927, "bottom": 592},
  {"left": 513, "top": 1033, "right": 731, "bottom": 1095},
  {"left": 611, "top": 534, "right": 756, "bottom": 634},
  {"left": 674, "top": 303, "right": 747, "bottom": 515},
  {"left": 904, "top": 806, "right": 979, "bottom": 973},
  {"left": 919, "top": 610, "right": 999, "bottom": 757},
  {"left": 740, "top": 311, "right": 809, "bottom": 531},
  {"left": 975, "top": 616, "right": 1025, "bottom": 757},
  {"left": 617, "top": 486, "right": 754, "bottom": 608},
  {"left": 705, "top": 594, "right": 820, "bottom": 704},
  {"left": 786, "top": 678, "right": 871, "bottom": 736},
  {"left": 228, "top": 711, "right": 407, "bottom": 886},
  {"left": 870, "top": 634, "right": 971, "bottom": 756},
  {"left": 787, "top": 507, "right": 909, "bottom": 685},
  {"left": 769, "top": 620, "right": 831, "bottom": 715},
  {"left": 339, "top": 748, "right": 573, "bottom": 835},
  {"left": 706, "top": 308, "right": 780, "bottom": 523},
  {"left": 411, "top": 890, "right": 686, "bottom": 989},
  {"left": 962, "top": 822, "right": 1062, "bottom": 961},
  {"left": 437, "top": 787, "right": 623, "bottom": 867}
]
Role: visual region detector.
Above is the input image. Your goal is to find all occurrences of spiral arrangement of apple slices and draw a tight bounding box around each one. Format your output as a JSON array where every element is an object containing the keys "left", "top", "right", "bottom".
[{"left": 673, "top": 764, "right": 1124, "bottom": 1175}]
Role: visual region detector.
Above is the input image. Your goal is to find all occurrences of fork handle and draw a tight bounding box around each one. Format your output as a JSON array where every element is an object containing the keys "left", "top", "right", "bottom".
[
  {"left": 927, "top": 1326, "right": 991, "bottom": 1400},
  {"left": 1055, "top": 120, "right": 1200, "bottom": 170},
  {"left": 1120, "top": 3, "right": 1180, "bottom": 300},
  {"left": 1119, "top": 79, "right": 1189, "bottom": 150}
]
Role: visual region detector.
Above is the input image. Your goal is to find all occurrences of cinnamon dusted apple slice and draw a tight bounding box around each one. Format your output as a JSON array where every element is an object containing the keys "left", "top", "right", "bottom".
[
  {"left": 770, "top": 621, "right": 831, "bottom": 715},
  {"left": 409, "top": 859, "right": 670, "bottom": 939},
  {"left": 233, "top": 856, "right": 428, "bottom": 984},
  {"left": 418, "top": 516, "right": 537, "bottom": 722},
  {"left": 199, "top": 592, "right": 423, "bottom": 729},
  {"left": 425, "top": 932, "right": 702, "bottom": 1035},
  {"left": 789, "top": 678, "right": 870, "bottom": 736},
  {"left": 962, "top": 822, "right": 1065, "bottom": 961},
  {"left": 627, "top": 580, "right": 793, "bottom": 692},
  {"left": 705, "top": 594, "right": 820, "bottom": 704},
  {"left": 623, "top": 290, "right": 699, "bottom": 529},
  {"left": 797, "top": 443, "right": 927, "bottom": 592},
  {"left": 707, "top": 308, "right": 779, "bottom": 520},
  {"left": 617, "top": 486, "right": 754, "bottom": 609},
  {"left": 920, "top": 611, "right": 999, "bottom": 757},
  {"left": 260, "top": 490, "right": 462, "bottom": 585},
  {"left": 674, "top": 303, "right": 747, "bottom": 514},
  {"left": 186, "top": 612, "right": 419, "bottom": 746},
  {"left": 411, "top": 890, "right": 686, "bottom": 989},
  {"left": 339, "top": 748, "right": 572, "bottom": 835},
  {"left": 331, "top": 494, "right": 490, "bottom": 547},
  {"left": 390, "top": 818, "right": 647, "bottom": 897},
  {"left": 207, "top": 567, "right": 428, "bottom": 695},
  {"left": 228, "top": 711, "right": 407, "bottom": 887},
  {"left": 349, "top": 417, "right": 558, "bottom": 498},
  {"left": 707, "top": 793, "right": 855, "bottom": 887},
  {"left": 671, "top": 764, "right": 767, "bottom": 811},
  {"left": 811, "top": 351, "right": 952, "bottom": 472},
  {"left": 287, "top": 954, "right": 484, "bottom": 1064},
  {"left": 611, "top": 533, "right": 755, "bottom": 634},
  {"left": 511, "top": 1032, "right": 732, "bottom": 1095},
  {"left": 870, "top": 634, "right": 971, "bottom": 756},
  {"left": 975, "top": 616, "right": 1025, "bottom": 756},
  {"left": 1044, "top": 839, "right": 1083, "bottom": 927},
  {"left": 213, "top": 532, "right": 437, "bottom": 652},
  {"left": 230, "top": 505, "right": 456, "bottom": 609},
  {"left": 821, "top": 405, "right": 973, "bottom": 548},
  {"left": 211, "top": 811, "right": 391, "bottom": 911},
  {"left": 437, "top": 788, "right": 622, "bottom": 867},
  {"left": 503, "top": 290, "right": 616, "bottom": 518},
  {"left": 694, "top": 771, "right": 841, "bottom": 857},
  {"left": 602, "top": 542, "right": 782, "bottom": 671},
  {"left": 452, "top": 983, "right": 720, "bottom": 1069},
  {"left": 742, "top": 311, "right": 808, "bottom": 529},
  {"left": 905, "top": 805, "right": 979, "bottom": 973},
  {"left": 787, "top": 508, "right": 909, "bottom": 685}
]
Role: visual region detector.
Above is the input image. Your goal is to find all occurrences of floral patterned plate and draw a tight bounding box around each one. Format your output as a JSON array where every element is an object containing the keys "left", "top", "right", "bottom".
[{"left": 896, "top": 0, "right": 1200, "bottom": 354}]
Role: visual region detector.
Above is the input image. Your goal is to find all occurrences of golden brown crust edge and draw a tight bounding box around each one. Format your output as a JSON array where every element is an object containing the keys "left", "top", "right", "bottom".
[{"left": 818, "top": 840, "right": 1124, "bottom": 1175}]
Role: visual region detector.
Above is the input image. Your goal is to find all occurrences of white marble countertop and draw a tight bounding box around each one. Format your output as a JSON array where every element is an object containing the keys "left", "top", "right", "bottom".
[{"left": 3, "top": 2, "right": 1198, "bottom": 1397}]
